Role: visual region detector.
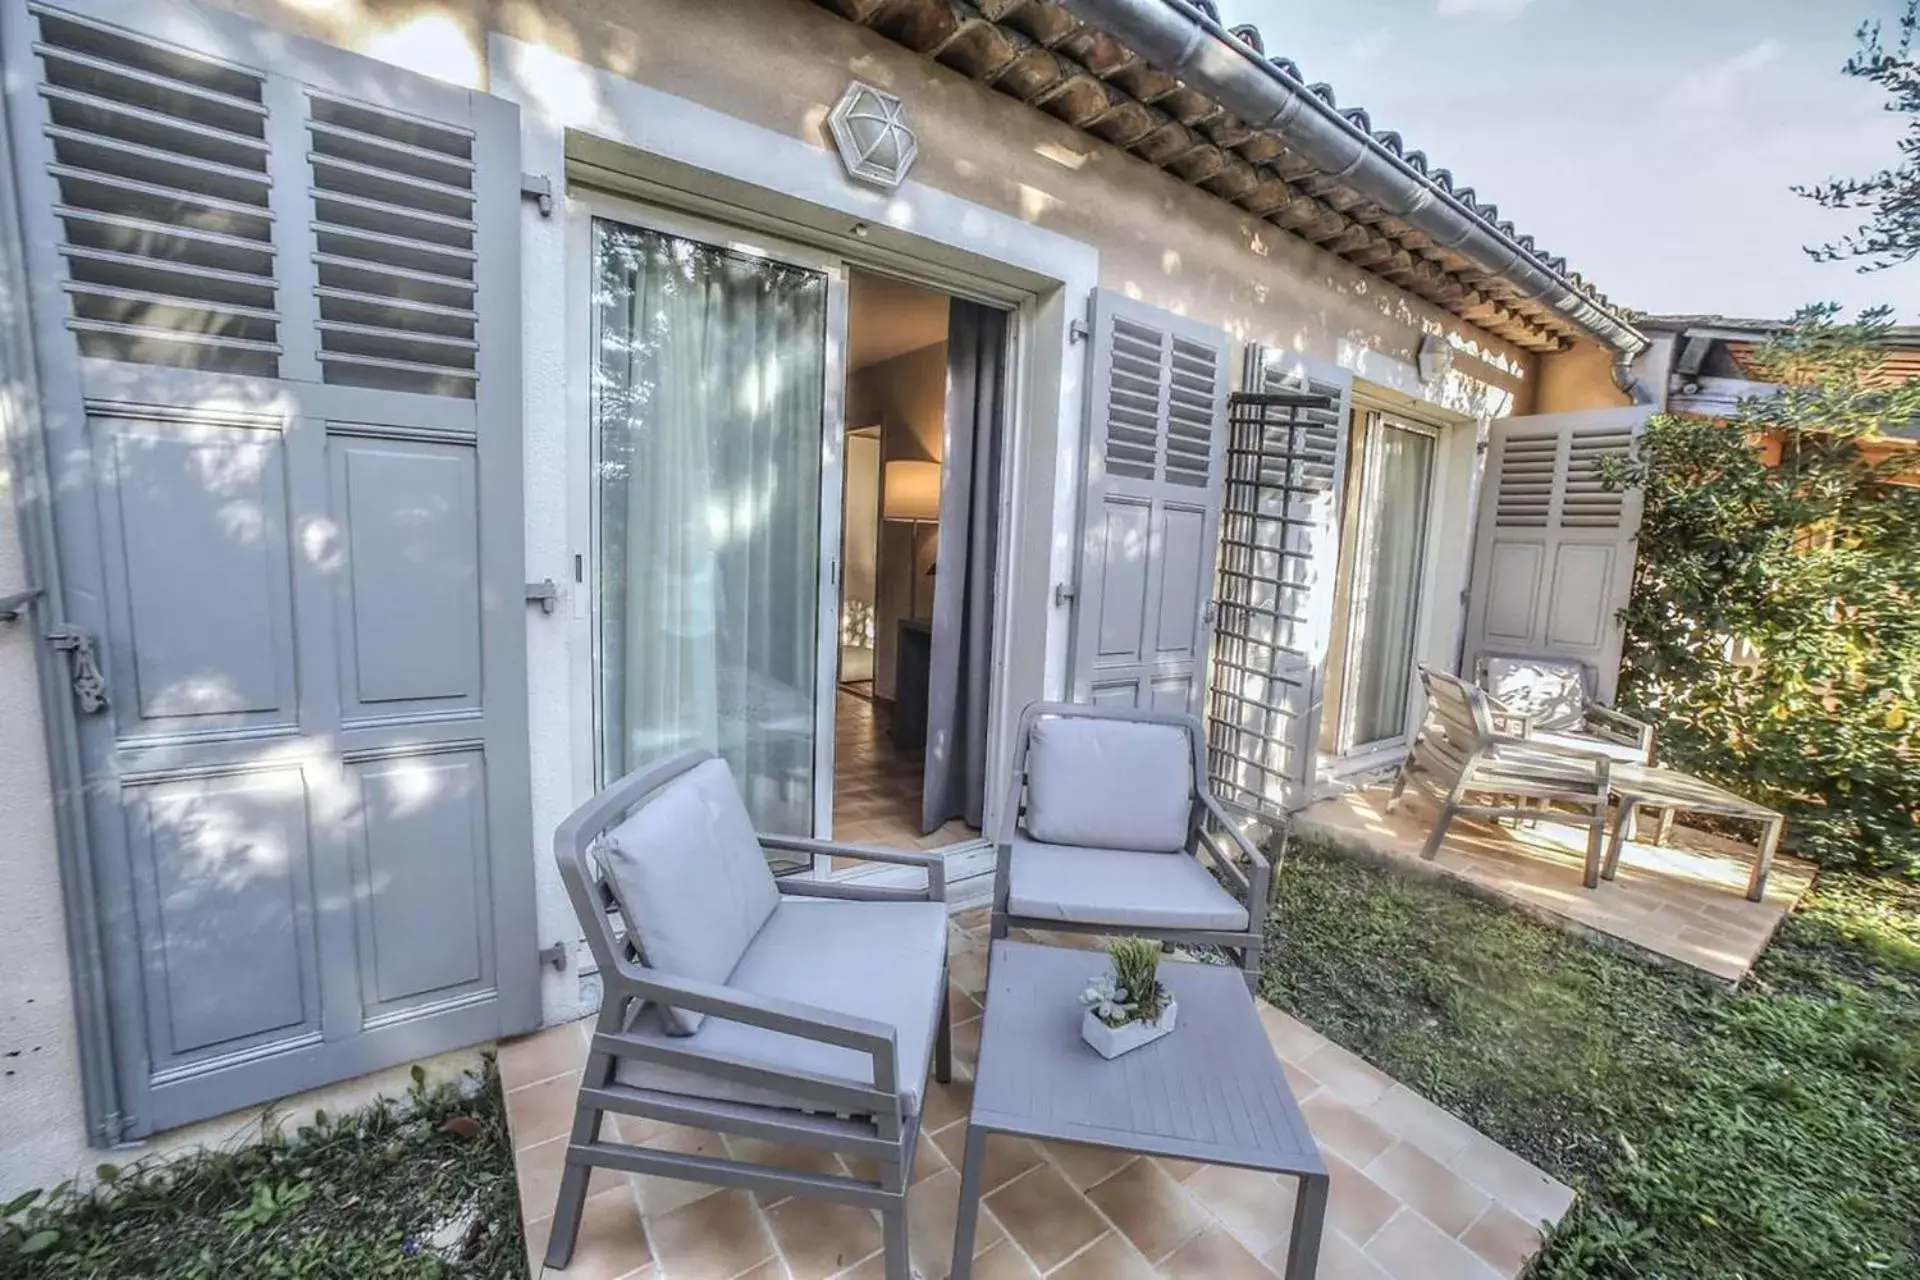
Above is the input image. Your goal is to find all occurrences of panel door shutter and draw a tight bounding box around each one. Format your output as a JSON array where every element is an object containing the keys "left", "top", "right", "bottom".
[
  {"left": 1462, "top": 407, "right": 1650, "bottom": 703},
  {"left": 1067, "top": 288, "right": 1231, "bottom": 717},
  {"left": 1206, "top": 349, "right": 1351, "bottom": 816},
  {"left": 2, "top": 0, "right": 536, "bottom": 1141}
]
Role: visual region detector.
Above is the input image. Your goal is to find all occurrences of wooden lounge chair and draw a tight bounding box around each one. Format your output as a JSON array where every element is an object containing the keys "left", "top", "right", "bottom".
[
  {"left": 1389, "top": 668, "right": 1614, "bottom": 882},
  {"left": 546, "top": 751, "right": 950, "bottom": 1280},
  {"left": 991, "top": 701, "right": 1274, "bottom": 990},
  {"left": 1475, "top": 652, "right": 1655, "bottom": 764}
]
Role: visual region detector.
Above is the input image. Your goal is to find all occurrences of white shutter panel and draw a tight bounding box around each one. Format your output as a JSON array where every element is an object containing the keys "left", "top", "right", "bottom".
[
  {"left": 1463, "top": 407, "right": 1649, "bottom": 702},
  {"left": 4, "top": 0, "right": 534, "bottom": 1140},
  {"left": 1067, "top": 289, "right": 1231, "bottom": 716},
  {"left": 1207, "top": 348, "right": 1351, "bottom": 815}
]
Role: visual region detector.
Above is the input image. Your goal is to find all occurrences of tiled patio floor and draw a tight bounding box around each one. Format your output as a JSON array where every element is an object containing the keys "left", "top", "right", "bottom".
[
  {"left": 1298, "top": 787, "right": 1815, "bottom": 984},
  {"left": 501, "top": 913, "right": 1572, "bottom": 1280}
]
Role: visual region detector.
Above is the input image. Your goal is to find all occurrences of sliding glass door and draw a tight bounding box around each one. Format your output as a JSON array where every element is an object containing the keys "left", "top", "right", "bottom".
[
  {"left": 1340, "top": 414, "right": 1437, "bottom": 752},
  {"left": 589, "top": 214, "right": 845, "bottom": 835}
]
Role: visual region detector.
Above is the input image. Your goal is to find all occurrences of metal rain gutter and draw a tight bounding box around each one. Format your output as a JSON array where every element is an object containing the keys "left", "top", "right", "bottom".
[{"left": 1059, "top": 0, "right": 1649, "bottom": 360}]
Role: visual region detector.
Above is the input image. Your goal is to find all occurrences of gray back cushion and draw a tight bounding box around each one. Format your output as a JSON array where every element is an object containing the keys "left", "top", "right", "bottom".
[
  {"left": 1023, "top": 716, "right": 1193, "bottom": 853},
  {"left": 599, "top": 757, "right": 780, "bottom": 1034},
  {"left": 1484, "top": 656, "right": 1589, "bottom": 730}
]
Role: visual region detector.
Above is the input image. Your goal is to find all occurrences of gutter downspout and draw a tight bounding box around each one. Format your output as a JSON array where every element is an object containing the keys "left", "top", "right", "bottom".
[
  {"left": 1611, "top": 351, "right": 1655, "bottom": 405},
  {"left": 1059, "top": 0, "right": 1650, "bottom": 361}
]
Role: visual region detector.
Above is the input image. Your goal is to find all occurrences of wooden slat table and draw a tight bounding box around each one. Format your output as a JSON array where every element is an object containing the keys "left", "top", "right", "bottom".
[
  {"left": 1603, "top": 762, "right": 1785, "bottom": 901},
  {"left": 951, "top": 941, "right": 1327, "bottom": 1279}
]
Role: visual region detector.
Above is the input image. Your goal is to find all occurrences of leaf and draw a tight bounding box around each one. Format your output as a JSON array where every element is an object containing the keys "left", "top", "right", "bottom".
[
  {"left": 20, "top": 1229, "right": 59, "bottom": 1254},
  {"left": 1887, "top": 705, "right": 1907, "bottom": 730},
  {"left": 2, "top": 1190, "right": 41, "bottom": 1217},
  {"left": 95, "top": 1163, "right": 119, "bottom": 1185},
  {"left": 410, "top": 1065, "right": 427, "bottom": 1088},
  {"left": 437, "top": 1116, "right": 482, "bottom": 1140}
]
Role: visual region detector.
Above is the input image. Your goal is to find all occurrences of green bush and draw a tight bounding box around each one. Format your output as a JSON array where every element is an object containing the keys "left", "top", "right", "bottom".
[{"left": 1609, "top": 306, "right": 1920, "bottom": 875}]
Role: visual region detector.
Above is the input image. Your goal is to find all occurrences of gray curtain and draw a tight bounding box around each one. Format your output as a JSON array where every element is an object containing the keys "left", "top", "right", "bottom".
[{"left": 922, "top": 301, "right": 1007, "bottom": 832}]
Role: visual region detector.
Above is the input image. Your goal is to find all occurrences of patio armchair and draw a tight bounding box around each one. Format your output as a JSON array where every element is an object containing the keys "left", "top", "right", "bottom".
[
  {"left": 1474, "top": 652, "right": 1655, "bottom": 765},
  {"left": 991, "top": 701, "right": 1274, "bottom": 990},
  {"left": 1389, "top": 668, "right": 1615, "bottom": 883},
  {"left": 547, "top": 751, "right": 950, "bottom": 1280}
]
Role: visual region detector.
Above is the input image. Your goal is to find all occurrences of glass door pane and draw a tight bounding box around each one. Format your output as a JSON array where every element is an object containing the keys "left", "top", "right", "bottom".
[
  {"left": 1346, "top": 418, "right": 1436, "bottom": 748},
  {"left": 591, "top": 218, "right": 831, "bottom": 835}
]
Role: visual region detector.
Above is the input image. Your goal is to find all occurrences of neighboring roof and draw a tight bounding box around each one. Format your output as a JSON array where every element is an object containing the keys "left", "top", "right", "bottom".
[
  {"left": 807, "top": 0, "right": 1642, "bottom": 356},
  {"left": 1646, "top": 314, "right": 1920, "bottom": 392}
]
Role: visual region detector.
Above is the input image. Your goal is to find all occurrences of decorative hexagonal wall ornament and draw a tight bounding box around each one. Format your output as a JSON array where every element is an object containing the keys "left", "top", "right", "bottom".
[{"left": 828, "top": 81, "right": 918, "bottom": 190}]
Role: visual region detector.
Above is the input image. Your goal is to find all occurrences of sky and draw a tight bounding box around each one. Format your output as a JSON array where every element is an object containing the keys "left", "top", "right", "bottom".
[{"left": 1214, "top": 0, "right": 1919, "bottom": 323}]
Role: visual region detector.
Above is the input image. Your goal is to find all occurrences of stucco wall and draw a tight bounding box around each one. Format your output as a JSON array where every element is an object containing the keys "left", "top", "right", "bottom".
[{"left": 1536, "top": 338, "right": 1630, "bottom": 414}]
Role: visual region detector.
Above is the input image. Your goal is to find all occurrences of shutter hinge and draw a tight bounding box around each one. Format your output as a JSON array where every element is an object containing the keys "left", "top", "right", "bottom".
[
  {"left": 1054, "top": 582, "right": 1076, "bottom": 607},
  {"left": 0, "top": 586, "right": 42, "bottom": 623},
  {"left": 46, "top": 625, "right": 108, "bottom": 714},
  {"left": 525, "top": 579, "right": 559, "bottom": 614},
  {"left": 1475, "top": 439, "right": 1490, "bottom": 455},
  {"left": 1069, "top": 318, "right": 1090, "bottom": 344},
  {"left": 538, "top": 942, "right": 569, "bottom": 971},
  {"left": 520, "top": 172, "right": 555, "bottom": 217}
]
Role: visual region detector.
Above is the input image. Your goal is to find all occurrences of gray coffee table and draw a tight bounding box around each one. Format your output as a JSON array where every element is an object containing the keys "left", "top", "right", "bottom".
[
  {"left": 951, "top": 941, "right": 1327, "bottom": 1279},
  {"left": 1604, "top": 762, "right": 1785, "bottom": 901}
]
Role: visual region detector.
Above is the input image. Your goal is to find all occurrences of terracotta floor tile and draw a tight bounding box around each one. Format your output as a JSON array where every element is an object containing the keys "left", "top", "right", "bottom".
[
  {"left": 644, "top": 1188, "right": 775, "bottom": 1280},
  {"left": 723, "top": 1133, "right": 846, "bottom": 1193},
  {"left": 968, "top": 1239, "right": 1044, "bottom": 1278},
  {"left": 1450, "top": 1132, "right": 1575, "bottom": 1225},
  {"left": 906, "top": 1166, "right": 1004, "bottom": 1278},
  {"left": 1152, "top": 1156, "right": 1204, "bottom": 1183},
  {"left": 1362, "top": 1085, "right": 1483, "bottom": 1166},
  {"left": 1042, "top": 1141, "right": 1138, "bottom": 1191},
  {"left": 931, "top": 1125, "right": 1042, "bottom": 1196},
  {"left": 950, "top": 1016, "right": 983, "bottom": 1068},
  {"left": 1083, "top": 1155, "right": 1211, "bottom": 1263},
  {"left": 1364, "top": 1141, "right": 1492, "bottom": 1238},
  {"left": 533, "top": 1184, "right": 650, "bottom": 1280},
  {"left": 1306, "top": 1228, "right": 1395, "bottom": 1280},
  {"left": 921, "top": 1075, "right": 974, "bottom": 1135},
  {"left": 844, "top": 1134, "right": 948, "bottom": 1188},
  {"left": 514, "top": 1134, "right": 627, "bottom": 1224},
  {"left": 507, "top": 1072, "right": 585, "bottom": 1149},
  {"left": 1255, "top": 1004, "right": 1331, "bottom": 1066},
  {"left": 1184, "top": 1162, "right": 1301, "bottom": 1258},
  {"left": 1460, "top": 1201, "right": 1550, "bottom": 1277},
  {"left": 1323, "top": 1152, "right": 1401, "bottom": 1247},
  {"left": 1362, "top": 1208, "right": 1503, "bottom": 1280},
  {"left": 949, "top": 947, "right": 990, "bottom": 999},
  {"left": 762, "top": 1196, "right": 882, "bottom": 1279},
  {"left": 1301, "top": 1093, "right": 1397, "bottom": 1168},
  {"left": 1048, "top": 1231, "right": 1158, "bottom": 1280},
  {"left": 1298, "top": 1042, "right": 1396, "bottom": 1110},
  {"left": 982, "top": 1164, "right": 1107, "bottom": 1272},
  {"left": 498, "top": 1024, "right": 586, "bottom": 1093},
  {"left": 1159, "top": 1223, "right": 1276, "bottom": 1279},
  {"left": 630, "top": 1124, "right": 729, "bottom": 1218}
]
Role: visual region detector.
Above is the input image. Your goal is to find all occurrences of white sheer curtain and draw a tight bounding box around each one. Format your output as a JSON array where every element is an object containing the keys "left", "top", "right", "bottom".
[
  {"left": 1349, "top": 422, "right": 1435, "bottom": 747},
  {"left": 592, "top": 221, "right": 826, "bottom": 834}
]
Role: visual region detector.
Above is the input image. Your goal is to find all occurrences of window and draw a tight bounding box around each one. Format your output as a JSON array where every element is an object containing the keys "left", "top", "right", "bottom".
[{"left": 1340, "top": 413, "right": 1437, "bottom": 751}]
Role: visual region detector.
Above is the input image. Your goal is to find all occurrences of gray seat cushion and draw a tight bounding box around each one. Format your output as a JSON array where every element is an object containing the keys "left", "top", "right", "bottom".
[
  {"left": 616, "top": 897, "right": 947, "bottom": 1114},
  {"left": 1024, "top": 716, "right": 1193, "bottom": 853},
  {"left": 1006, "top": 836, "right": 1249, "bottom": 931},
  {"left": 598, "top": 757, "right": 781, "bottom": 1035}
]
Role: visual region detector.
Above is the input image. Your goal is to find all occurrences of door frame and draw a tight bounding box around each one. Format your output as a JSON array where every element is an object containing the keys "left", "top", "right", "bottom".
[
  {"left": 568, "top": 191, "right": 851, "bottom": 841},
  {"left": 1334, "top": 410, "right": 1441, "bottom": 757},
  {"left": 563, "top": 188, "right": 1028, "bottom": 855}
]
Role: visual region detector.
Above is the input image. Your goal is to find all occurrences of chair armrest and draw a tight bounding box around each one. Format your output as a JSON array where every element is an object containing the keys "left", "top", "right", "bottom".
[
  {"left": 1198, "top": 792, "right": 1274, "bottom": 912},
  {"left": 605, "top": 963, "right": 897, "bottom": 1056},
  {"left": 757, "top": 835, "right": 946, "bottom": 902},
  {"left": 1584, "top": 703, "right": 1656, "bottom": 753},
  {"left": 1482, "top": 689, "right": 1534, "bottom": 737}
]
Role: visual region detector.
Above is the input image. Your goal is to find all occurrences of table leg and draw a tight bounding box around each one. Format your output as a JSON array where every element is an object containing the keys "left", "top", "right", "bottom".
[
  {"left": 1655, "top": 806, "right": 1676, "bottom": 848},
  {"left": 1603, "top": 798, "right": 1638, "bottom": 882},
  {"left": 949, "top": 1123, "right": 990, "bottom": 1280},
  {"left": 1282, "top": 1171, "right": 1329, "bottom": 1280},
  {"left": 1749, "top": 816, "right": 1783, "bottom": 902}
]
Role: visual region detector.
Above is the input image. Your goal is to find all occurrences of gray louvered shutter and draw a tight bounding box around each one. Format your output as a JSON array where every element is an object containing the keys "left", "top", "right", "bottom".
[
  {"left": 1067, "top": 289, "right": 1231, "bottom": 715},
  {"left": 1206, "top": 348, "right": 1352, "bottom": 815},
  {"left": 1463, "top": 407, "right": 1649, "bottom": 702},
  {"left": 3, "top": 0, "right": 535, "bottom": 1141}
]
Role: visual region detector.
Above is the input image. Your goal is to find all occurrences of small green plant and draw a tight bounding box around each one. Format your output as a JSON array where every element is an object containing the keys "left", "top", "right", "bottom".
[{"left": 1082, "top": 937, "right": 1170, "bottom": 1027}]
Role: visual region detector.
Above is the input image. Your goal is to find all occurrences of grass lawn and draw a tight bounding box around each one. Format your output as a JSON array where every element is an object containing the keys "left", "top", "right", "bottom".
[
  {"left": 0, "top": 1059, "right": 523, "bottom": 1279},
  {"left": 1262, "top": 840, "right": 1920, "bottom": 1280}
]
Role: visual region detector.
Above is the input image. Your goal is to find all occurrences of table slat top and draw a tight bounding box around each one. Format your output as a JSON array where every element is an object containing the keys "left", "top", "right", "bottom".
[
  {"left": 970, "top": 941, "right": 1323, "bottom": 1177},
  {"left": 1609, "top": 763, "right": 1781, "bottom": 819}
]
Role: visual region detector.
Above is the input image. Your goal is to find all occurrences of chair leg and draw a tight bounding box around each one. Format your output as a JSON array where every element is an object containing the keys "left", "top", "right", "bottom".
[
  {"left": 935, "top": 985, "right": 953, "bottom": 1084},
  {"left": 1419, "top": 804, "right": 1457, "bottom": 861},
  {"left": 989, "top": 910, "right": 1009, "bottom": 941},
  {"left": 546, "top": 1005, "right": 622, "bottom": 1270},
  {"left": 1240, "top": 941, "right": 1262, "bottom": 993},
  {"left": 1385, "top": 758, "right": 1413, "bottom": 813},
  {"left": 1582, "top": 807, "right": 1608, "bottom": 890},
  {"left": 881, "top": 1199, "right": 911, "bottom": 1280}
]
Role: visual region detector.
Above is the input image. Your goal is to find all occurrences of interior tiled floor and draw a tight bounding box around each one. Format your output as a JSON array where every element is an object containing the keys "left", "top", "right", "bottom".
[
  {"left": 501, "top": 913, "right": 1572, "bottom": 1280},
  {"left": 832, "top": 689, "right": 975, "bottom": 853},
  {"left": 1298, "top": 787, "right": 1815, "bottom": 984}
]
